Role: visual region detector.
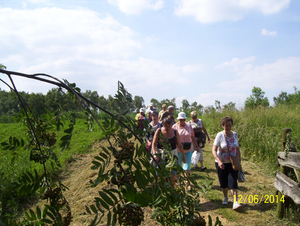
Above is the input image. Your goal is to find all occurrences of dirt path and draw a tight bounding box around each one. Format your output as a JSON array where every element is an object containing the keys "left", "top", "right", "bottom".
[
  {"left": 193, "top": 142, "right": 290, "bottom": 226},
  {"left": 60, "top": 140, "right": 290, "bottom": 226}
]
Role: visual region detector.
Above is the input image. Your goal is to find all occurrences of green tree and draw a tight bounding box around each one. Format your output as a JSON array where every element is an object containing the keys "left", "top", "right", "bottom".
[
  {"left": 27, "top": 92, "right": 46, "bottom": 116},
  {"left": 45, "top": 88, "right": 60, "bottom": 111},
  {"left": 149, "top": 98, "right": 160, "bottom": 111},
  {"left": 223, "top": 102, "right": 236, "bottom": 111},
  {"left": 215, "top": 100, "right": 221, "bottom": 111},
  {"left": 82, "top": 90, "right": 100, "bottom": 111},
  {"left": 106, "top": 94, "right": 118, "bottom": 111},
  {"left": 190, "top": 101, "right": 197, "bottom": 110},
  {"left": 273, "top": 91, "right": 288, "bottom": 105},
  {"left": 0, "top": 90, "right": 22, "bottom": 115},
  {"left": 273, "top": 87, "right": 300, "bottom": 106},
  {"left": 133, "top": 95, "right": 145, "bottom": 112},
  {"left": 245, "top": 86, "right": 269, "bottom": 108},
  {"left": 204, "top": 105, "right": 216, "bottom": 115},
  {"left": 160, "top": 98, "right": 176, "bottom": 110},
  {"left": 98, "top": 95, "right": 109, "bottom": 110},
  {"left": 181, "top": 99, "right": 190, "bottom": 111}
]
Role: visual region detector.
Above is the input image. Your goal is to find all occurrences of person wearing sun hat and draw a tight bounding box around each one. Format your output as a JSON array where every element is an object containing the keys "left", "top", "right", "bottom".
[
  {"left": 172, "top": 112, "right": 200, "bottom": 191},
  {"left": 136, "top": 108, "right": 147, "bottom": 130}
]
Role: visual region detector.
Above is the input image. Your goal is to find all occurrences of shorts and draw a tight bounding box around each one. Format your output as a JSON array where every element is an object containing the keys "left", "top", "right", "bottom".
[
  {"left": 215, "top": 162, "right": 238, "bottom": 189},
  {"left": 178, "top": 150, "right": 193, "bottom": 171},
  {"left": 198, "top": 148, "right": 203, "bottom": 161}
]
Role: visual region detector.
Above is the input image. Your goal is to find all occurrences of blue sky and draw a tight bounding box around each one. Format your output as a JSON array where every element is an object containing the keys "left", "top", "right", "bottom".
[{"left": 0, "top": 0, "right": 299, "bottom": 109}]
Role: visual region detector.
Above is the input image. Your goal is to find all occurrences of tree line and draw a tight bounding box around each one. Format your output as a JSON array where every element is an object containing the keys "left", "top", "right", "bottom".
[
  {"left": 0, "top": 88, "right": 146, "bottom": 117},
  {"left": 1, "top": 64, "right": 299, "bottom": 118},
  {"left": 1, "top": 85, "right": 299, "bottom": 120}
]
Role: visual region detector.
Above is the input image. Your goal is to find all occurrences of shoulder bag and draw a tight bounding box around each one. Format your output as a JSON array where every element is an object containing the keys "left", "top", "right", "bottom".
[{"left": 224, "top": 132, "right": 241, "bottom": 171}]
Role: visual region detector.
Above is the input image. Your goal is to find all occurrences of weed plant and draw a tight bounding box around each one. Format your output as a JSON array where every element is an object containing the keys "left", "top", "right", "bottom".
[{"left": 200, "top": 104, "right": 300, "bottom": 171}]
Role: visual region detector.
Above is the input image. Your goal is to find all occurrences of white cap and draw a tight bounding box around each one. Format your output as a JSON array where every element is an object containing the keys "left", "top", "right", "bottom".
[
  {"left": 177, "top": 112, "right": 187, "bottom": 120},
  {"left": 139, "top": 108, "right": 144, "bottom": 113}
]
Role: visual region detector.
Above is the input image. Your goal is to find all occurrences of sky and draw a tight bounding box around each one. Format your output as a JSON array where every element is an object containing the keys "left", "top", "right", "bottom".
[{"left": 0, "top": 0, "right": 300, "bottom": 109}]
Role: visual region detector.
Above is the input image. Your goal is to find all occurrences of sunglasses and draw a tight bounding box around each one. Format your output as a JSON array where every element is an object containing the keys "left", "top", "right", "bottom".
[{"left": 192, "top": 117, "right": 197, "bottom": 119}]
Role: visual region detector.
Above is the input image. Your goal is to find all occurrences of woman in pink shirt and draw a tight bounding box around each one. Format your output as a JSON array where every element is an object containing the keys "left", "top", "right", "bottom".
[{"left": 172, "top": 112, "right": 200, "bottom": 190}]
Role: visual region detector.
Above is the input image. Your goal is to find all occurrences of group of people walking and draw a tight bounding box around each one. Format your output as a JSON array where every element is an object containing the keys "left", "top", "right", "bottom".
[{"left": 136, "top": 103, "right": 242, "bottom": 210}]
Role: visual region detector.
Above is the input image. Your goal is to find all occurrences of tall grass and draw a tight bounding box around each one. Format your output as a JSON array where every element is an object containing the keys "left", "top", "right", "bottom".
[
  {"left": 0, "top": 118, "right": 105, "bottom": 189},
  {"left": 1, "top": 105, "right": 299, "bottom": 181},
  {"left": 200, "top": 105, "right": 300, "bottom": 171}
]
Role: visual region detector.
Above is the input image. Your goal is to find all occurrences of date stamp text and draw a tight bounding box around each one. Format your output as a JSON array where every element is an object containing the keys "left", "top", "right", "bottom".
[{"left": 235, "top": 195, "right": 285, "bottom": 204}]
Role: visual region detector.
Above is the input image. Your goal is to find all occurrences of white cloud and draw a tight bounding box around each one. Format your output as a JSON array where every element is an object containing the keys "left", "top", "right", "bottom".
[
  {"left": 27, "top": 0, "right": 51, "bottom": 4},
  {"left": 145, "top": 35, "right": 159, "bottom": 42},
  {"left": 82, "top": 57, "right": 195, "bottom": 90},
  {"left": 5, "top": 56, "right": 201, "bottom": 99},
  {"left": 21, "top": 0, "right": 52, "bottom": 8},
  {"left": 0, "top": 6, "right": 204, "bottom": 105},
  {"left": 0, "top": 7, "right": 141, "bottom": 65},
  {"left": 216, "top": 56, "right": 256, "bottom": 71},
  {"left": 0, "top": 6, "right": 138, "bottom": 93},
  {"left": 181, "top": 64, "right": 203, "bottom": 73},
  {"left": 218, "top": 57, "right": 300, "bottom": 101},
  {"left": 193, "top": 92, "right": 247, "bottom": 109},
  {"left": 174, "top": 0, "right": 290, "bottom": 23},
  {"left": 261, "top": 28, "right": 277, "bottom": 36},
  {"left": 107, "top": 0, "right": 164, "bottom": 15}
]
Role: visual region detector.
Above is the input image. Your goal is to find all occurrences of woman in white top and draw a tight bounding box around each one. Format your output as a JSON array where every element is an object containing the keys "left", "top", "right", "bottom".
[
  {"left": 189, "top": 111, "right": 210, "bottom": 170},
  {"left": 212, "top": 116, "right": 242, "bottom": 210},
  {"left": 145, "top": 111, "right": 161, "bottom": 152}
]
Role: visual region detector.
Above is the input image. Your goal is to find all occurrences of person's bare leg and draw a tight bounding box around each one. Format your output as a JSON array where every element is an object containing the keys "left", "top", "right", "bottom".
[
  {"left": 222, "top": 187, "right": 229, "bottom": 205},
  {"left": 223, "top": 187, "right": 228, "bottom": 198}
]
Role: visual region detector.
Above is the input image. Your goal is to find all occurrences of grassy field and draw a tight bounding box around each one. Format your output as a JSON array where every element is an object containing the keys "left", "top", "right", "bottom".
[
  {"left": 200, "top": 104, "right": 300, "bottom": 173},
  {"left": 1, "top": 104, "right": 300, "bottom": 225},
  {"left": 36, "top": 137, "right": 299, "bottom": 225},
  {"left": 0, "top": 117, "right": 105, "bottom": 223},
  {"left": 0, "top": 118, "right": 105, "bottom": 179}
]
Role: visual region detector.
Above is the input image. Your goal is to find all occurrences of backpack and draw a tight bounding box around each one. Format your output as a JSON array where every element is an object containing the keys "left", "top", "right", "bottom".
[{"left": 137, "top": 115, "right": 146, "bottom": 130}]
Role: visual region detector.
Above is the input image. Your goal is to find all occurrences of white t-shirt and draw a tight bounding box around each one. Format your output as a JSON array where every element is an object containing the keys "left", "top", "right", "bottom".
[
  {"left": 146, "top": 107, "right": 156, "bottom": 115},
  {"left": 189, "top": 119, "right": 202, "bottom": 129},
  {"left": 213, "top": 131, "right": 239, "bottom": 163}
]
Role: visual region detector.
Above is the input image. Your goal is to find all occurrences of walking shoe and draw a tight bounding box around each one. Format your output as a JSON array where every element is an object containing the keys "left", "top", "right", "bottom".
[
  {"left": 222, "top": 197, "right": 228, "bottom": 205},
  {"left": 232, "top": 202, "right": 242, "bottom": 210},
  {"left": 200, "top": 166, "right": 207, "bottom": 171}
]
